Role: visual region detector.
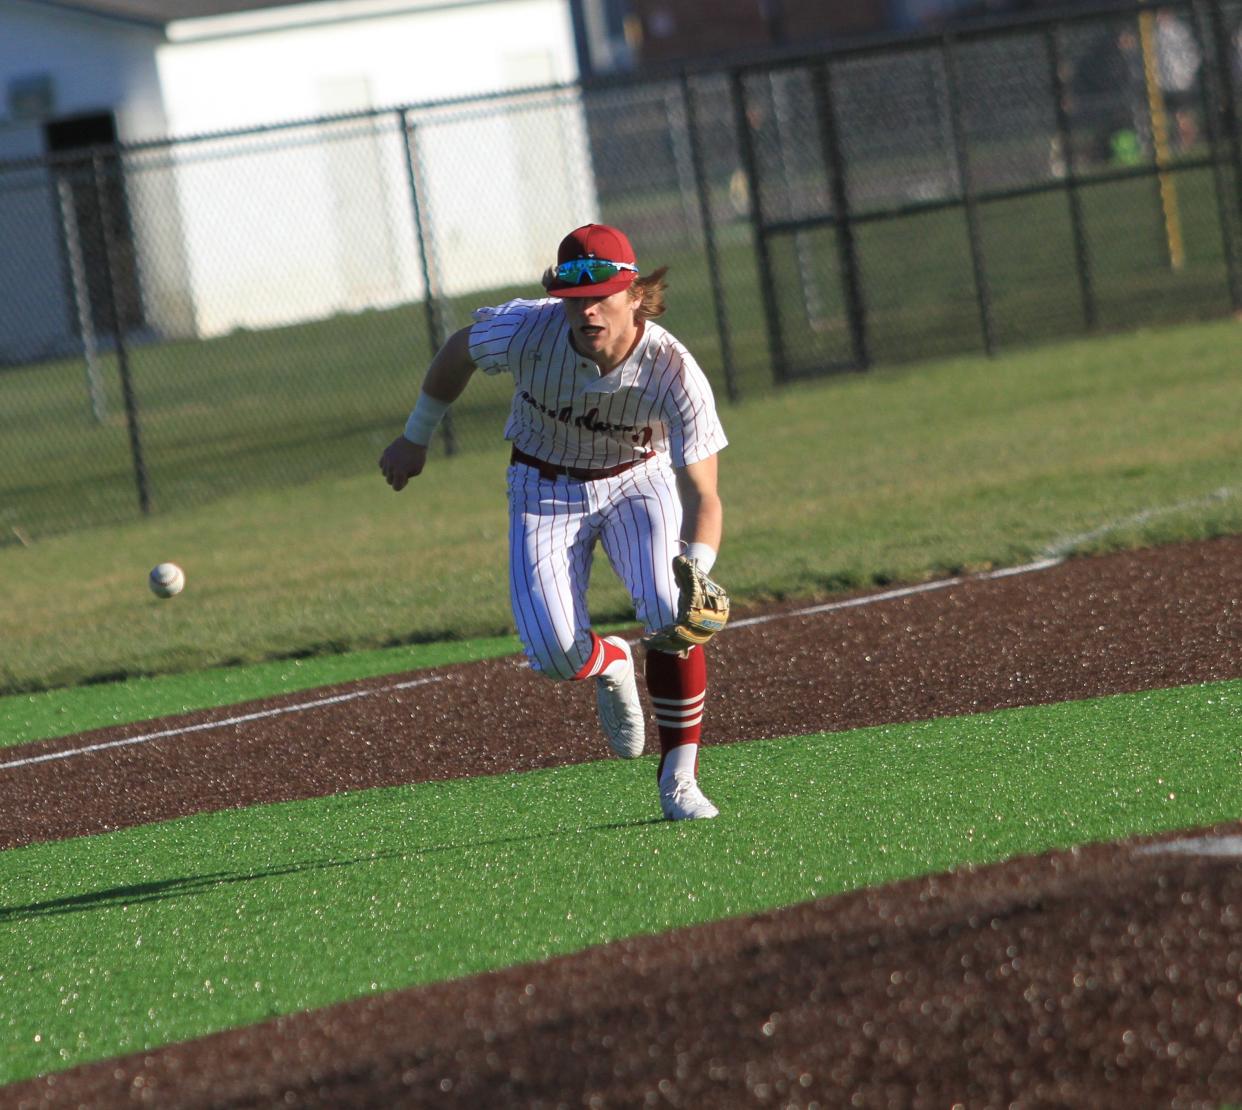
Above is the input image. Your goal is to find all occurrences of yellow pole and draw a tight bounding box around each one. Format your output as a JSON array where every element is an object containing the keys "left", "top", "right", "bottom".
[{"left": 1137, "top": 7, "right": 1185, "bottom": 271}]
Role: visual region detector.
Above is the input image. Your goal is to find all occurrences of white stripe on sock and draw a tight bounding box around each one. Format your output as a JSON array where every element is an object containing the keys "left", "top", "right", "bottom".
[
  {"left": 655, "top": 713, "right": 703, "bottom": 729},
  {"left": 654, "top": 705, "right": 703, "bottom": 720},
  {"left": 650, "top": 693, "right": 704, "bottom": 709}
]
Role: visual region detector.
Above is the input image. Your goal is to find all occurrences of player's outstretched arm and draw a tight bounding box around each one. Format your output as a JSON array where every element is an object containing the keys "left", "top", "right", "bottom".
[{"left": 379, "top": 327, "right": 478, "bottom": 492}]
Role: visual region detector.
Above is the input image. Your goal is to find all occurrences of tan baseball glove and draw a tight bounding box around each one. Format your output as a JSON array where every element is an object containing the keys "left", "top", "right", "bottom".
[{"left": 644, "top": 554, "right": 731, "bottom": 656}]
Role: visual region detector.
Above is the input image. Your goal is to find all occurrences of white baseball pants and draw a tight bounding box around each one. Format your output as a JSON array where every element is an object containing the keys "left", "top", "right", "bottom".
[{"left": 506, "top": 459, "right": 682, "bottom": 679}]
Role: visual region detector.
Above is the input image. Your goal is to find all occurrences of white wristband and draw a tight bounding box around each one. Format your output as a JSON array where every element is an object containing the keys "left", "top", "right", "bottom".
[
  {"left": 403, "top": 392, "right": 450, "bottom": 446},
  {"left": 683, "top": 542, "right": 717, "bottom": 573}
]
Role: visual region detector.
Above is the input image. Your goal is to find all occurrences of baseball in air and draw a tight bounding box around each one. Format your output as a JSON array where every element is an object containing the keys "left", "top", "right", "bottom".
[{"left": 149, "top": 562, "right": 186, "bottom": 598}]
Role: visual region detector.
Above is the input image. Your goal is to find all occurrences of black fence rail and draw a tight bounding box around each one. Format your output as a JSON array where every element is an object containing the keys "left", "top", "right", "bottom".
[
  {"left": 717, "top": 0, "right": 1241, "bottom": 380},
  {"left": 0, "top": 0, "right": 1238, "bottom": 539}
]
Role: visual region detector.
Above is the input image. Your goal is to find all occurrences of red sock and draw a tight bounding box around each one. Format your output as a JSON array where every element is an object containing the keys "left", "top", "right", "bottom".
[
  {"left": 572, "top": 631, "right": 628, "bottom": 680},
  {"left": 645, "top": 645, "right": 707, "bottom": 778}
]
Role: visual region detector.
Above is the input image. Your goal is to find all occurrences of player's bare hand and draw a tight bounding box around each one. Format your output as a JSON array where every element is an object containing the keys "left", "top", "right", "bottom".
[{"left": 379, "top": 436, "right": 427, "bottom": 491}]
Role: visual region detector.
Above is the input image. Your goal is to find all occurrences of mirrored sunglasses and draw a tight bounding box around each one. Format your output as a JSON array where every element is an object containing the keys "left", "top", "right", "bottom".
[{"left": 554, "top": 258, "right": 639, "bottom": 286}]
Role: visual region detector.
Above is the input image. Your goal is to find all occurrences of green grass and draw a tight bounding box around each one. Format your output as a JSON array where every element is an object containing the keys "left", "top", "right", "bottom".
[
  {"left": 1, "top": 162, "right": 1233, "bottom": 540},
  {"left": 0, "top": 636, "right": 525, "bottom": 749},
  {"left": 2, "top": 677, "right": 1237, "bottom": 1085},
  {"left": 1, "top": 316, "right": 1238, "bottom": 697}
]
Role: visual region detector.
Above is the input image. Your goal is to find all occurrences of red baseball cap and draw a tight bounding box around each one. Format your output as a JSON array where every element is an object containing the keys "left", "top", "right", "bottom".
[{"left": 546, "top": 224, "right": 639, "bottom": 298}]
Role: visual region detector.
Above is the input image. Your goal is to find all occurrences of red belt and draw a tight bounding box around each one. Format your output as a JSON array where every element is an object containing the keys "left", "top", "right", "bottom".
[{"left": 510, "top": 446, "right": 654, "bottom": 481}]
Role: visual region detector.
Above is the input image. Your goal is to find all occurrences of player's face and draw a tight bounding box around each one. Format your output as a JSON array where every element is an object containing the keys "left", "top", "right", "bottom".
[{"left": 562, "top": 288, "right": 641, "bottom": 370}]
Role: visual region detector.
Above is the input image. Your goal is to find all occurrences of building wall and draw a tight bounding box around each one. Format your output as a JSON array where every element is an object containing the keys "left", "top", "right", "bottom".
[
  {"left": 0, "top": 0, "right": 170, "bottom": 362},
  {"left": 0, "top": 130, "right": 74, "bottom": 362},
  {"left": 149, "top": 0, "right": 589, "bottom": 337},
  {"left": 0, "top": 0, "right": 593, "bottom": 355},
  {"left": 0, "top": 0, "right": 169, "bottom": 139},
  {"left": 156, "top": 0, "right": 580, "bottom": 137}
]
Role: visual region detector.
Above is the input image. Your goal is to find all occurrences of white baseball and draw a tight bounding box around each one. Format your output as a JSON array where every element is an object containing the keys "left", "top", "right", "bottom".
[{"left": 149, "top": 562, "right": 186, "bottom": 598}]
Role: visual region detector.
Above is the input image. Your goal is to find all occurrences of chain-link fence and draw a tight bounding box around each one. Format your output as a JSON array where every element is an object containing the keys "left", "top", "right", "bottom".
[{"left": 2, "top": 0, "right": 1239, "bottom": 539}]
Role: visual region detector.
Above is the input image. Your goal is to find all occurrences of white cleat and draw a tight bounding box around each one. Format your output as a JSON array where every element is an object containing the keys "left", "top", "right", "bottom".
[
  {"left": 660, "top": 772, "right": 720, "bottom": 821},
  {"left": 595, "top": 636, "right": 645, "bottom": 759}
]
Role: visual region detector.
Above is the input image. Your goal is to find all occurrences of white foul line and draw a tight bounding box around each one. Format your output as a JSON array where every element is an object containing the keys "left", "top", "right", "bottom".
[
  {"left": 0, "top": 675, "right": 444, "bottom": 771},
  {"left": 5, "top": 557, "right": 1067, "bottom": 772},
  {"left": 727, "top": 557, "right": 1064, "bottom": 631},
  {"left": 1138, "top": 835, "right": 1242, "bottom": 858},
  {"left": 1041, "top": 487, "right": 1236, "bottom": 560}
]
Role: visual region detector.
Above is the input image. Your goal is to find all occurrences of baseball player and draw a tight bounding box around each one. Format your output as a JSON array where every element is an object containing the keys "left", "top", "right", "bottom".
[{"left": 379, "top": 223, "right": 730, "bottom": 820}]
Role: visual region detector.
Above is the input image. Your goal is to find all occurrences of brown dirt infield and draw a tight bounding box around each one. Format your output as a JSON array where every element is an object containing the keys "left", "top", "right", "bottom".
[{"left": 4, "top": 536, "right": 1242, "bottom": 1108}]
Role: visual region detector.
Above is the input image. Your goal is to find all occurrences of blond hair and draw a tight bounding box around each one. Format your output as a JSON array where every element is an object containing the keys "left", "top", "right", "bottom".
[{"left": 630, "top": 267, "right": 669, "bottom": 319}]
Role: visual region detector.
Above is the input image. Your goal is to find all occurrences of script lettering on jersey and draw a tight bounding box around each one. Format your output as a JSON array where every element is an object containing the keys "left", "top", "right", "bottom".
[{"left": 519, "top": 390, "right": 653, "bottom": 447}]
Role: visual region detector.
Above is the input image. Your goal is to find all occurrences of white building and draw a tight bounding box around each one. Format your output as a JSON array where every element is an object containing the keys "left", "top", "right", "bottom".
[{"left": 0, "top": 0, "right": 601, "bottom": 360}]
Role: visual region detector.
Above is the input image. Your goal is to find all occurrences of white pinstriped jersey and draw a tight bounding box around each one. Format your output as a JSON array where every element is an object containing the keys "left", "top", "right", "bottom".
[{"left": 468, "top": 298, "right": 728, "bottom": 470}]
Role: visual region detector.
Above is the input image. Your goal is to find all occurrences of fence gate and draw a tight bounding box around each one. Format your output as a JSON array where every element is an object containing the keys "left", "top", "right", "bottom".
[
  {"left": 730, "top": 62, "right": 871, "bottom": 383},
  {"left": 730, "top": 0, "right": 1242, "bottom": 384}
]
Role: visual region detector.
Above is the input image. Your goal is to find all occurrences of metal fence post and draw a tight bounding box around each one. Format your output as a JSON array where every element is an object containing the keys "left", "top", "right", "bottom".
[
  {"left": 811, "top": 58, "right": 870, "bottom": 371},
  {"left": 91, "top": 148, "right": 151, "bottom": 515},
  {"left": 1192, "top": 0, "right": 1242, "bottom": 310},
  {"left": 770, "top": 71, "right": 826, "bottom": 333},
  {"left": 1046, "top": 27, "right": 1098, "bottom": 330},
  {"left": 55, "top": 171, "right": 108, "bottom": 422},
  {"left": 942, "top": 34, "right": 996, "bottom": 357},
  {"left": 728, "top": 69, "right": 788, "bottom": 383},
  {"left": 399, "top": 108, "right": 455, "bottom": 455},
  {"left": 680, "top": 73, "right": 739, "bottom": 402},
  {"left": 1203, "top": 0, "right": 1242, "bottom": 303},
  {"left": 665, "top": 85, "right": 703, "bottom": 249},
  {"left": 1209, "top": 0, "right": 1242, "bottom": 228}
]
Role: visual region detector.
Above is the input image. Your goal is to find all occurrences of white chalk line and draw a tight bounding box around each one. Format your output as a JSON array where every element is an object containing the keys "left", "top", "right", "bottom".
[
  {"left": 7, "top": 560, "right": 1065, "bottom": 772},
  {"left": 0, "top": 675, "right": 443, "bottom": 771},
  {"left": 727, "top": 557, "right": 1064, "bottom": 631},
  {"left": 1041, "top": 486, "right": 1237, "bottom": 560},
  {"left": 9, "top": 486, "right": 1234, "bottom": 772},
  {"left": 730, "top": 485, "right": 1238, "bottom": 633},
  {"left": 1138, "top": 835, "right": 1242, "bottom": 858}
]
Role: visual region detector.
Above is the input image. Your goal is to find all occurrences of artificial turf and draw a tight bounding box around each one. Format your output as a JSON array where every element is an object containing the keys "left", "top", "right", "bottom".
[
  {"left": 2, "top": 676, "right": 1238, "bottom": 1085},
  {"left": 0, "top": 634, "right": 526, "bottom": 749}
]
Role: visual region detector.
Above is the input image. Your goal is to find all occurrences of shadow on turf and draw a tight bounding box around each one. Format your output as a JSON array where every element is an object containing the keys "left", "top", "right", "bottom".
[{"left": 0, "top": 817, "right": 670, "bottom": 924}]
